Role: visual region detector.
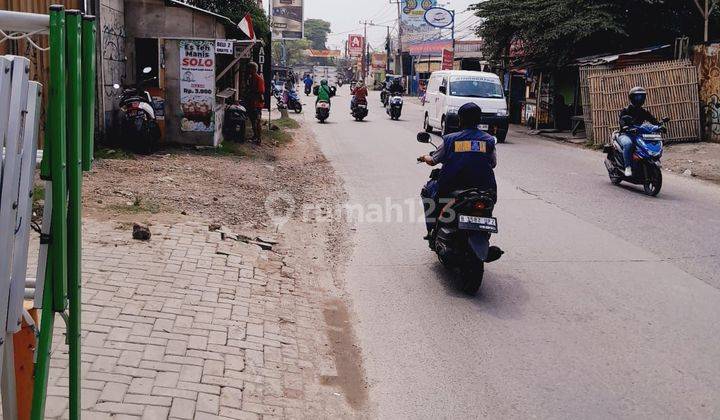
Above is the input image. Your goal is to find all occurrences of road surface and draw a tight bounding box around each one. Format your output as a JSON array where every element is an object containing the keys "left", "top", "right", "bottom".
[{"left": 302, "top": 88, "right": 720, "bottom": 419}]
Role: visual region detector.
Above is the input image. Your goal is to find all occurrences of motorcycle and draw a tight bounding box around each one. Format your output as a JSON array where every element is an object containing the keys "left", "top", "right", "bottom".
[
  {"left": 222, "top": 101, "right": 247, "bottom": 142},
  {"left": 286, "top": 89, "right": 303, "bottom": 113},
  {"left": 380, "top": 88, "right": 389, "bottom": 107},
  {"left": 316, "top": 100, "right": 331, "bottom": 123},
  {"left": 387, "top": 95, "right": 403, "bottom": 120},
  {"left": 603, "top": 117, "right": 669, "bottom": 196},
  {"left": 351, "top": 98, "right": 368, "bottom": 121},
  {"left": 273, "top": 86, "right": 287, "bottom": 109},
  {"left": 113, "top": 66, "right": 160, "bottom": 154},
  {"left": 417, "top": 132, "right": 503, "bottom": 295},
  {"left": 337, "top": 79, "right": 344, "bottom": 87},
  {"left": 304, "top": 84, "right": 312, "bottom": 96}
]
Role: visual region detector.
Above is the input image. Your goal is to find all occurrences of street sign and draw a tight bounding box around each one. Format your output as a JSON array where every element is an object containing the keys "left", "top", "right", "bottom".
[
  {"left": 442, "top": 49, "right": 454, "bottom": 70},
  {"left": 424, "top": 7, "right": 454, "bottom": 28},
  {"left": 216, "top": 39, "right": 234, "bottom": 55},
  {"left": 348, "top": 34, "right": 364, "bottom": 58}
]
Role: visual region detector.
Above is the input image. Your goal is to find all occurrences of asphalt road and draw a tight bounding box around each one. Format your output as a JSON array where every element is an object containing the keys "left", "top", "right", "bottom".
[{"left": 302, "top": 87, "right": 720, "bottom": 419}]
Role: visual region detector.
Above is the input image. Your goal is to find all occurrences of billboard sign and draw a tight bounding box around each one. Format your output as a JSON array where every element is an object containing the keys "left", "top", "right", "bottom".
[
  {"left": 272, "top": 0, "right": 303, "bottom": 40},
  {"left": 348, "top": 34, "right": 364, "bottom": 58},
  {"left": 371, "top": 53, "right": 387, "bottom": 70},
  {"left": 400, "top": 0, "right": 437, "bottom": 48}
]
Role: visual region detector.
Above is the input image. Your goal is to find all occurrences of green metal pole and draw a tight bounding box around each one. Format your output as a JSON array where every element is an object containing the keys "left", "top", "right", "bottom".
[
  {"left": 65, "top": 9, "right": 82, "bottom": 420},
  {"left": 30, "top": 260, "right": 55, "bottom": 420},
  {"left": 49, "top": 5, "right": 68, "bottom": 313},
  {"left": 81, "top": 15, "right": 96, "bottom": 172},
  {"left": 32, "top": 5, "right": 66, "bottom": 419}
]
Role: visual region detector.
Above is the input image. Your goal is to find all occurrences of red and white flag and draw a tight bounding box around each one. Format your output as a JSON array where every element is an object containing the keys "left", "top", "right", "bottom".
[{"left": 238, "top": 14, "right": 255, "bottom": 40}]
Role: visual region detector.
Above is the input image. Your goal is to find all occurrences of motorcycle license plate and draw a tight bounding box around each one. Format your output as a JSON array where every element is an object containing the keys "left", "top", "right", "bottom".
[
  {"left": 127, "top": 109, "right": 141, "bottom": 117},
  {"left": 478, "top": 124, "right": 489, "bottom": 130},
  {"left": 458, "top": 215, "right": 498, "bottom": 233},
  {"left": 358, "top": 105, "right": 367, "bottom": 108}
]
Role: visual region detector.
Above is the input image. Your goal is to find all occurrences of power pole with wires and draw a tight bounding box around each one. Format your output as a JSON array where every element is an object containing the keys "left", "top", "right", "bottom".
[
  {"left": 359, "top": 20, "right": 370, "bottom": 80},
  {"left": 388, "top": 0, "right": 403, "bottom": 76}
]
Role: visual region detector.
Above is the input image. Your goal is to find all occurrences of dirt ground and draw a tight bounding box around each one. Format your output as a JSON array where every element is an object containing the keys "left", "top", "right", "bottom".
[
  {"left": 77, "top": 119, "right": 369, "bottom": 417},
  {"left": 662, "top": 141, "right": 720, "bottom": 184}
]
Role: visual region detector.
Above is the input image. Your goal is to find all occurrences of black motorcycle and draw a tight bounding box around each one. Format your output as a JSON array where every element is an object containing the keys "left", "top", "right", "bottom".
[
  {"left": 417, "top": 132, "right": 503, "bottom": 295},
  {"left": 387, "top": 95, "right": 403, "bottom": 120},
  {"left": 304, "top": 85, "right": 312, "bottom": 96},
  {"left": 113, "top": 67, "right": 160, "bottom": 154},
  {"left": 222, "top": 101, "right": 247, "bottom": 142},
  {"left": 351, "top": 98, "right": 368, "bottom": 121}
]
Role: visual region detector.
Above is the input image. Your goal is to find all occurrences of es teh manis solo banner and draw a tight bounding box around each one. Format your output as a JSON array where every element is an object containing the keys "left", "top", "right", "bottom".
[{"left": 179, "top": 40, "right": 215, "bottom": 132}]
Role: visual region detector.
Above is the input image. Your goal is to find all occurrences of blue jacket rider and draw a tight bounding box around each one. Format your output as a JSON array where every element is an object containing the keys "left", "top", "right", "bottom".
[
  {"left": 418, "top": 103, "right": 498, "bottom": 235},
  {"left": 617, "top": 86, "right": 659, "bottom": 177}
]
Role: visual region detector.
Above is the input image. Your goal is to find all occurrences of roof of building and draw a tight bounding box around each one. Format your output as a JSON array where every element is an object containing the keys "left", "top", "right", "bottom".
[
  {"left": 575, "top": 44, "right": 672, "bottom": 67},
  {"left": 165, "top": 0, "right": 236, "bottom": 27}
]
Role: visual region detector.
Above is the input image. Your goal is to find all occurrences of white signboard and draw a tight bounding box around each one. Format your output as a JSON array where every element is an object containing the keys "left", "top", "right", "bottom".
[
  {"left": 179, "top": 40, "right": 215, "bottom": 132},
  {"left": 424, "top": 7, "right": 453, "bottom": 28},
  {"left": 216, "top": 39, "right": 234, "bottom": 55}
]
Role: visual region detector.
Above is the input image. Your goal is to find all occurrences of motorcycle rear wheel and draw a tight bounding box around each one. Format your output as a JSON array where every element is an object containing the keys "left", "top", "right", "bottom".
[
  {"left": 294, "top": 103, "right": 302, "bottom": 113},
  {"left": 459, "top": 261, "right": 484, "bottom": 296}
]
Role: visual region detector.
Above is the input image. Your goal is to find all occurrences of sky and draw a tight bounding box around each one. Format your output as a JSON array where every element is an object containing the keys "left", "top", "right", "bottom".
[{"left": 302, "top": 0, "right": 481, "bottom": 53}]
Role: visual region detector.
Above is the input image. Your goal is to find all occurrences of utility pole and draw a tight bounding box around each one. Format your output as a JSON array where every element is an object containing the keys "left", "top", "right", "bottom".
[
  {"left": 389, "top": 0, "right": 403, "bottom": 76},
  {"left": 368, "top": 21, "right": 393, "bottom": 74},
  {"left": 360, "top": 20, "right": 370, "bottom": 81}
]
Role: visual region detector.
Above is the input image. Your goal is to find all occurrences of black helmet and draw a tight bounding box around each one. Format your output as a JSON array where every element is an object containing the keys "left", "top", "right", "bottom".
[
  {"left": 458, "top": 103, "right": 483, "bottom": 128},
  {"left": 629, "top": 86, "right": 647, "bottom": 107}
]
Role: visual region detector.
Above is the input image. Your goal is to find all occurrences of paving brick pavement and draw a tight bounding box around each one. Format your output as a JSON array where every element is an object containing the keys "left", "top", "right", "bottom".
[{"left": 33, "top": 218, "right": 352, "bottom": 419}]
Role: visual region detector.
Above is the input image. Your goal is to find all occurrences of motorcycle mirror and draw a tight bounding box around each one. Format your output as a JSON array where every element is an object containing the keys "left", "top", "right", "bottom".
[
  {"left": 142, "top": 67, "right": 152, "bottom": 74},
  {"left": 417, "top": 132, "right": 431, "bottom": 143},
  {"left": 112, "top": 83, "right": 120, "bottom": 90}
]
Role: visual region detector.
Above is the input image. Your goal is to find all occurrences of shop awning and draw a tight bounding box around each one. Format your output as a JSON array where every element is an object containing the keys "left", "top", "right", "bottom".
[{"left": 575, "top": 44, "right": 672, "bottom": 66}]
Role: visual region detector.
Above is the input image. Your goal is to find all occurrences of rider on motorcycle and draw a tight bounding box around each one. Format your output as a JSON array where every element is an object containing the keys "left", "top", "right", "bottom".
[
  {"left": 388, "top": 78, "right": 404, "bottom": 96},
  {"left": 617, "top": 86, "right": 659, "bottom": 177},
  {"left": 351, "top": 80, "right": 368, "bottom": 111},
  {"left": 418, "top": 103, "right": 498, "bottom": 238},
  {"left": 316, "top": 79, "right": 333, "bottom": 107},
  {"left": 303, "top": 74, "right": 313, "bottom": 91}
]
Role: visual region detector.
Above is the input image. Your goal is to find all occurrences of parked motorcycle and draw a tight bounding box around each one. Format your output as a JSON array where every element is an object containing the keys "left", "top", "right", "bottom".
[
  {"left": 387, "top": 95, "right": 403, "bottom": 120},
  {"left": 222, "top": 101, "right": 247, "bottom": 142},
  {"left": 316, "top": 101, "right": 331, "bottom": 123},
  {"left": 603, "top": 117, "right": 669, "bottom": 196},
  {"left": 286, "top": 89, "right": 303, "bottom": 113},
  {"left": 273, "top": 86, "right": 286, "bottom": 109},
  {"left": 351, "top": 98, "right": 368, "bottom": 121},
  {"left": 113, "top": 66, "right": 160, "bottom": 154},
  {"left": 417, "top": 132, "right": 503, "bottom": 295}
]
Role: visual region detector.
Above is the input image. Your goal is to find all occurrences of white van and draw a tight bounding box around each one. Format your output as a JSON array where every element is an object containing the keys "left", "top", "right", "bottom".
[{"left": 422, "top": 70, "right": 509, "bottom": 142}]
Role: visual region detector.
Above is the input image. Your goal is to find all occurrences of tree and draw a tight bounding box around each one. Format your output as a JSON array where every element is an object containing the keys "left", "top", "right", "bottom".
[
  {"left": 694, "top": 0, "right": 719, "bottom": 42},
  {"left": 471, "top": 0, "right": 719, "bottom": 69},
  {"left": 272, "top": 39, "right": 311, "bottom": 66},
  {"left": 185, "top": 0, "right": 270, "bottom": 40},
  {"left": 304, "top": 19, "right": 332, "bottom": 50}
]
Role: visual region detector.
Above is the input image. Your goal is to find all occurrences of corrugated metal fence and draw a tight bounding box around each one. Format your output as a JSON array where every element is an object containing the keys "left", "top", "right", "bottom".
[{"left": 588, "top": 60, "right": 701, "bottom": 145}]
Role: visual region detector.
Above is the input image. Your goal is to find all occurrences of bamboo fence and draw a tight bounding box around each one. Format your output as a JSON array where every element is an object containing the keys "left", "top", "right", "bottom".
[
  {"left": 579, "top": 64, "right": 609, "bottom": 142},
  {"left": 588, "top": 60, "right": 701, "bottom": 145}
]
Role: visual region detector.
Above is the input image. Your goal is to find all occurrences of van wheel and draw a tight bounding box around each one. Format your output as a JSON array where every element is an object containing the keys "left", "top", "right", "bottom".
[{"left": 424, "top": 114, "right": 433, "bottom": 133}]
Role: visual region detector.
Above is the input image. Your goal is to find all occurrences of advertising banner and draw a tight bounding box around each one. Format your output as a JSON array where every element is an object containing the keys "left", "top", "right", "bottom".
[
  {"left": 307, "top": 49, "right": 342, "bottom": 58},
  {"left": 348, "top": 34, "right": 364, "bottom": 58},
  {"left": 372, "top": 53, "right": 387, "bottom": 70},
  {"left": 179, "top": 40, "right": 215, "bottom": 132},
  {"left": 400, "top": 0, "right": 438, "bottom": 48},
  {"left": 442, "top": 49, "right": 454, "bottom": 70},
  {"left": 272, "top": 0, "right": 304, "bottom": 40}
]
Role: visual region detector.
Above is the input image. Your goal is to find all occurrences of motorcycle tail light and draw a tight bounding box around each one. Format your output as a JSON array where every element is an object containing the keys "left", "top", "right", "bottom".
[
  {"left": 130, "top": 101, "right": 140, "bottom": 109},
  {"left": 632, "top": 153, "right": 642, "bottom": 161},
  {"left": 473, "top": 201, "right": 486, "bottom": 210}
]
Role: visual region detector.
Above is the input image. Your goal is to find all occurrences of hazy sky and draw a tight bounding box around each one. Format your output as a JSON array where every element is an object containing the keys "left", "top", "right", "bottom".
[{"left": 303, "top": 0, "right": 481, "bottom": 52}]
